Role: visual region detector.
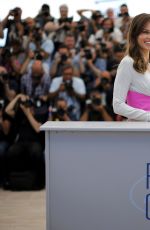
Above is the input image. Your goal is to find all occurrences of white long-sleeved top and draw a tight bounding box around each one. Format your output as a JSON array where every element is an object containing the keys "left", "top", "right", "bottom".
[{"left": 113, "top": 55, "right": 150, "bottom": 121}]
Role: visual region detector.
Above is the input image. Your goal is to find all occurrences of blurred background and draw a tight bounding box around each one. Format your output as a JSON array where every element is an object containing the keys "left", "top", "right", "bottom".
[{"left": 0, "top": 0, "right": 149, "bottom": 20}]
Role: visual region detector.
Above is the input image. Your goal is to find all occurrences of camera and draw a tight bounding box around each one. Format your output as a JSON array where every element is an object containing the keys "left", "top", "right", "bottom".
[
  {"left": 101, "top": 77, "right": 109, "bottom": 86},
  {"left": 61, "top": 54, "right": 68, "bottom": 63},
  {"left": 0, "top": 73, "right": 9, "bottom": 81},
  {"left": 58, "top": 17, "right": 73, "bottom": 30},
  {"left": 34, "top": 50, "right": 43, "bottom": 60},
  {"left": 86, "top": 97, "right": 101, "bottom": 106},
  {"left": 80, "top": 40, "right": 87, "bottom": 48},
  {"left": 10, "top": 8, "right": 19, "bottom": 17},
  {"left": 118, "top": 12, "right": 129, "bottom": 17},
  {"left": 77, "top": 22, "right": 85, "bottom": 32},
  {"left": 57, "top": 108, "right": 66, "bottom": 117},
  {"left": 92, "top": 11, "right": 103, "bottom": 20},
  {"left": 18, "top": 98, "right": 33, "bottom": 107},
  {"left": 64, "top": 79, "right": 73, "bottom": 91},
  {"left": 51, "top": 107, "right": 66, "bottom": 117},
  {"left": 32, "top": 24, "right": 42, "bottom": 42},
  {"left": 92, "top": 98, "right": 102, "bottom": 106},
  {"left": 84, "top": 49, "right": 92, "bottom": 60},
  {"left": 58, "top": 17, "right": 73, "bottom": 24},
  {"left": 100, "top": 43, "right": 109, "bottom": 53},
  {"left": 42, "top": 10, "right": 50, "bottom": 17}
]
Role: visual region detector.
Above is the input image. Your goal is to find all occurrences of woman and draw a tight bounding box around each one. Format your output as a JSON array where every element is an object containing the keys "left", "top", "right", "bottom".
[{"left": 113, "top": 13, "right": 150, "bottom": 121}]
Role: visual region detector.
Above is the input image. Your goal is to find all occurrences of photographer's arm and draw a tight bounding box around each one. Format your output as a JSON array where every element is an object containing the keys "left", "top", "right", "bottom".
[
  {"left": 20, "top": 105, "right": 41, "bottom": 133},
  {"left": 0, "top": 21, "right": 3, "bottom": 38},
  {"left": 73, "top": 90, "right": 85, "bottom": 100},
  {"left": 4, "top": 83, "right": 17, "bottom": 101},
  {"left": 49, "top": 81, "right": 64, "bottom": 99},
  {"left": 80, "top": 108, "right": 89, "bottom": 121},
  {"left": 48, "top": 88, "right": 60, "bottom": 99},
  {"left": 77, "top": 9, "right": 93, "bottom": 17},
  {"left": 63, "top": 113, "right": 71, "bottom": 121},
  {"left": 79, "top": 54, "right": 86, "bottom": 74},
  {"left": 5, "top": 94, "right": 26, "bottom": 117},
  {"left": 86, "top": 59, "right": 101, "bottom": 78},
  {"left": 50, "top": 56, "right": 60, "bottom": 78},
  {"left": 97, "top": 105, "right": 113, "bottom": 121},
  {"left": 20, "top": 50, "right": 34, "bottom": 75}
]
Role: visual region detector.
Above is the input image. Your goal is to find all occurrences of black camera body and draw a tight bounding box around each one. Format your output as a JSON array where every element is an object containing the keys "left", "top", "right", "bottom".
[
  {"left": 92, "top": 11, "right": 103, "bottom": 20},
  {"left": 77, "top": 22, "right": 85, "bottom": 32},
  {"left": 118, "top": 12, "right": 129, "bottom": 17},
  {"left": 34, "top": 50, "right": 43, "bottom": 60},
  {"left": 18, "top": 97, "right": 44, "bottom": 108},
  {"left": 61, "top": 54, "right": 68, "bottom": 63},
  {"left": 51, "top": 107, "right": 66, "bottom": 117},
  {"left": 86, "top": 97, "right": 101, "bottom": 107},
  {"left": 18, "top": 98, "right": 33, "bottom": 107},
  {"left": 10, "top": 8, "right": 19, "bottom": 17},
  {"left": 42, "top": 10, "right": 50, "bottom": 17},
  {"left": 84, "top": 49, "right": 92, "bottom": 60},
  {"left": 64, "top": 79, "right": 73, "bottom": 92},
  {"left": 58, "top": 17, "right": 73, "bottom": 24},
  {"left": 100, "top": 43, "right": 109, "bottom": 53},
  {"left": 57, "top": 108, "right": 66, "bottom": 117},
  {"left": 101, "top": 77, "right": 109, "bottom": 87},
  {"left": 0, "top": 73, "right": 9, "bottom": 81}
]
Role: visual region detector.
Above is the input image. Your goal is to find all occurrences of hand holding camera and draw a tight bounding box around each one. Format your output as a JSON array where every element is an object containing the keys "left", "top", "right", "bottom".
[
  {"left": 9, "top": 7, "right": 21, "bottom": 18},
  {"left": 63, "top": 79, "right": 74, "bottom": 93}
]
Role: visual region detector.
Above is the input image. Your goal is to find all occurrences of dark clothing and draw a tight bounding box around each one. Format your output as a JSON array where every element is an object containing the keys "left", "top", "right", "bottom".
[{"left": 3, "top": 106, "right": 47, "bottom": 190}]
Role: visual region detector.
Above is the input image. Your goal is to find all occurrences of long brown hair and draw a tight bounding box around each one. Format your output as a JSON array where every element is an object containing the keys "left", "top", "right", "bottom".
[{"left": 126, "top": 13, "right": 150, "bottom": 73}]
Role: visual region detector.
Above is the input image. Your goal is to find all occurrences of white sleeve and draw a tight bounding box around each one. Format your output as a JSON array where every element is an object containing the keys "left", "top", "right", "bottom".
[
  {"left": 49, "top": 78, "right": 62, "bottom": 93},
  {"left": 73, "top": 78, "right": 86, "bottom": 95},
  {"left": 113, "top": 57, "right": 150, "bottom": 121}
]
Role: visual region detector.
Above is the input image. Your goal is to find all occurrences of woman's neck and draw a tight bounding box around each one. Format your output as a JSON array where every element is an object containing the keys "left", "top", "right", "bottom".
[{"left": 142, "top": 50, "right": 150, "bottom": 63}]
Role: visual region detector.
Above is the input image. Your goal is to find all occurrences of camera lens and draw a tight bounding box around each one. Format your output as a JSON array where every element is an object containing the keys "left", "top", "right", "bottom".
[{"left": 92, "top": 98, "right": 101, "bottom": 105}]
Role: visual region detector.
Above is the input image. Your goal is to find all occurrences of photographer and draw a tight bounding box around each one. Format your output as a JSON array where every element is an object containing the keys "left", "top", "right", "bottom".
[
  {"left": 2, "top": 7, "right": 24, "bottom": 45},
  {"left": 118, "top": 4, "right": 132, "bottom": 41},
  {"left": 0, "top": 66, "right": 17, "bottom": 101},
  {"left": 35, "top": 4, "right": 55, "bottom": 27},
  {"left": 80, "top": 89, "right": 113, "bottom": 121},
  {"left": 78, "top": 46, "right": 110, "bottom": 94},
  {"left": 49, "top": 64, "right": 86, "bottom": 120},
  {"left": 0, "top": 78, "right": 14, "bottom": 186},
  {"left": 50, "top": 43, "right": 76, "bottom": 78},
  {"left": 20, "top": 60, "right": 50, "bottom": 118},
  {"left": 89, "top": 17, "right": 123, "bottom": 49},
  {"left": 107, "top": 43, "right": 125, "bottom": 84},
  {"left": 27, "top": 22, "right": 54, "bottom": 70},
  {"left": 77, "top": 9, "right": 103, "bottom": 34},
  {"left": 4, "top": 93, "right": 46, "bottom": 190},
  {"left": 54, "top": 4, "right": 75, "bottom": 48},
  {"left": 48, "top": 97, "right": 75, "bottom": 121}
]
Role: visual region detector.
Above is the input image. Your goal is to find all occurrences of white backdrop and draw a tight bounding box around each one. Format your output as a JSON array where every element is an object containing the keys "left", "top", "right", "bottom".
[{"left": 0, "top": 0, "right": 149, "bottom": 20}]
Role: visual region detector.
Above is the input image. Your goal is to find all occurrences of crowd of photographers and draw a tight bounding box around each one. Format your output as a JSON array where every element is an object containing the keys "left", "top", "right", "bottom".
[{"left": 0, "top": 3, "right": 131, "bottom": 188}]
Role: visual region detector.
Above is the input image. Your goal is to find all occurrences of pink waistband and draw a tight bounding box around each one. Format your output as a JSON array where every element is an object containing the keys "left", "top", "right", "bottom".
[{"left": 126, "top": 91, "right": 150, "bottom": 111}]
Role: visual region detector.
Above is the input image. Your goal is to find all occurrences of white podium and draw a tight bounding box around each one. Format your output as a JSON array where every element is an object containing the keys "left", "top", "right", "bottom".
[{"left": 40, "top": 121, "right": 150, "bottom": 230}]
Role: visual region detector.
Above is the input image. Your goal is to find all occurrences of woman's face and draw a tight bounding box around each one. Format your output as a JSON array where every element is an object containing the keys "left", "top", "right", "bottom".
[{"left": 137, "top": 21, "right": 150, "bottom": 54}]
